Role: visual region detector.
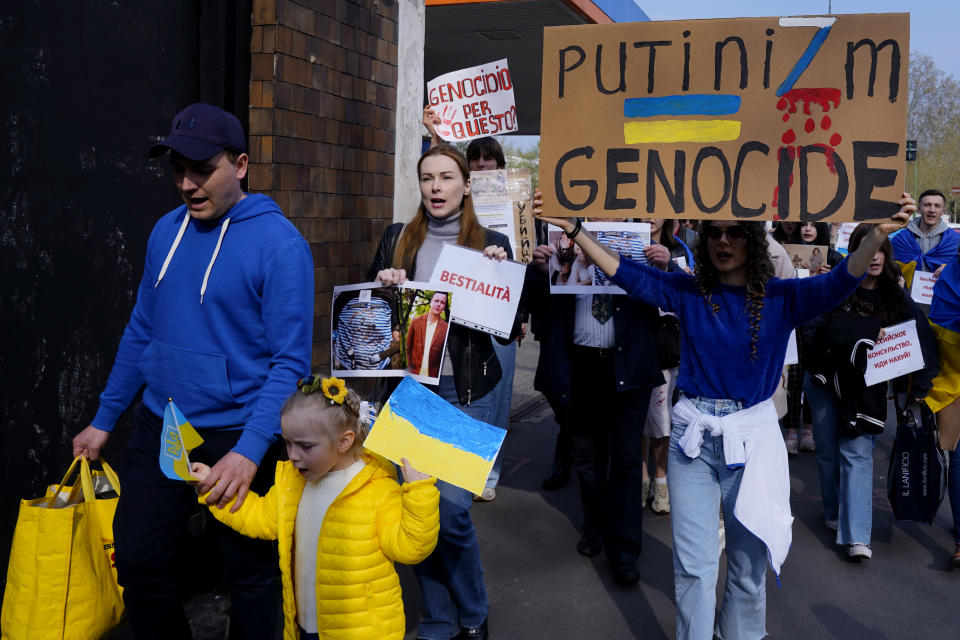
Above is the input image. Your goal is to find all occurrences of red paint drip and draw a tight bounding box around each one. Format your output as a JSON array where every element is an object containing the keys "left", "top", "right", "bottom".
[
  {"left": 811, "top": 143, "right": 838, "bottom": 175},
  {"left": 777, "top": 97, "right": 788, "bottom": 111},
  {"left": 830, "top": 132, "right": 842, "bottom": 146},
  {"left": 782, "top": 113, "right": 790, "bottom": 122},
  {"left": 773, "top": 213, "right": 781, "bottom": 221},
  {"left": 821, "top": 115, "right": 831, "bottom": 130},
  {"left": 782, "top": 129, "right": 796, "bottom": 144},
  {"left": 788, "top": 173, "right": 794, "bottom": 187},
  {"left": 772, "top": 186, "right": 779, "bottom": 207},
  {"left": 804, "top": 118, "right": 815, "bottom": 133},
  {"left": 782, "top": 88, "right": 841, "bottom": 115}
]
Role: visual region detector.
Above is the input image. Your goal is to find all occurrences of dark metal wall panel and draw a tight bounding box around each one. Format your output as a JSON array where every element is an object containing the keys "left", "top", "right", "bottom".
[{"left": 0, "top": 0, "right": 249, "bottom": 586}]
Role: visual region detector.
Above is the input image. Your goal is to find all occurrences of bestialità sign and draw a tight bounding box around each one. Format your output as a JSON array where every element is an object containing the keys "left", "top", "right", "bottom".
[{"left": 539, "top": 14, "right": 909, "bottom": 221}]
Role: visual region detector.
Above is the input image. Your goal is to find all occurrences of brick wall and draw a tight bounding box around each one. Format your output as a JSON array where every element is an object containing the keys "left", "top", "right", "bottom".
[{"left": 248, "top": 0, "right": 399, "bottom": 369}]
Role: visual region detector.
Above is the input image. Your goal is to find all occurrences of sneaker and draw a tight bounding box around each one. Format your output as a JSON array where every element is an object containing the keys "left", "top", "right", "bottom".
[
  {"left": 784, "top": 433, "right": 799, "bottom": 456},
  {"left": 799, "top": 429, "right": 816, "bottom": 452},
  {"left": 651, "top": 480, "right": 670, "bottom": 514},
  {"left": 825, "top": 519, "right": 838, "bottom": 531},
  {"left": 848, "top": 543, "right": 872, "bottom": 559},
  {"left": 640, "top": 477, "right": 651, "bottom": 507},
  {"left": 474, "top": 487, "right": 496, "bottom": 502}
]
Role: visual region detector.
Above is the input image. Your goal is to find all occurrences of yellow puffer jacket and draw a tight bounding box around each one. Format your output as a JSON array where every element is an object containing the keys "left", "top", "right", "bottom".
[{"left": 202, "top": 453, "right": 439, "bottom": 640}]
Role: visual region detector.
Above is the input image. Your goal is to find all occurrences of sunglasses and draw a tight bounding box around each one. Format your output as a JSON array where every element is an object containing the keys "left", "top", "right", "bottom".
[{"left": 704, "top": 225, "right": 747, "bottom": 243}]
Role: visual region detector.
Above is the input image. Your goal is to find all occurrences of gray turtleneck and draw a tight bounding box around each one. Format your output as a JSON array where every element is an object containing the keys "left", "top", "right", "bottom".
[
  {"left": 413, "top": 210, "right": 464, "bottom": 378},
  {"left": 413, "top": 210, "right": 462, "bottom": 281}
]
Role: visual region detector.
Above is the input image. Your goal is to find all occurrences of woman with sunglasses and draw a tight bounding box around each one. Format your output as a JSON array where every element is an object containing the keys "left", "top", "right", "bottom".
[{"left": 534, "top": 193, "right": 913, "bottom": 640}]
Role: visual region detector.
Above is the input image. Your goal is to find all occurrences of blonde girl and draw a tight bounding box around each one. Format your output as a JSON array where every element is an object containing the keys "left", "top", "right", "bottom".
[{"left": 192, "top": 375, "right": 439, "bottom": 640}]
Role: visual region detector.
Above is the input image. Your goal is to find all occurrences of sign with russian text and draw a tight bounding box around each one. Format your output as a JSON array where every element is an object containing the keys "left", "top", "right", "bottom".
[
  {"left": 471, "top": 168, "right": 535, "bottom": 263},
  {"left": 430, "top": 244, "right": 525, "bottom": 338},
  {"left": 540, "top": 14, "right": 908, "bottom": 221},
  {"left": 909, "top": 270, "right": 936, "bottom": 305},
  {"left": 428, "top": 58, "right": 518, "bottom": 142},
  {"left": 864, "top": 319, "right": 925, "bottom": 386}
]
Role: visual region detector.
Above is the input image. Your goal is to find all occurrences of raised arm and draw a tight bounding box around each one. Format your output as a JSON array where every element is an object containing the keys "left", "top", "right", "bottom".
[
  {"left": 846, "top": 194, "right": 914, "bottom": 277},
  {"left": 532, "top": 190, "right": 620, "bottom": 276}
]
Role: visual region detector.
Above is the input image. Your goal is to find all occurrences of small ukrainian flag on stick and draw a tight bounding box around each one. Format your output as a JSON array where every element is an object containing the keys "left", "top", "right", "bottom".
[{"left": 160, "top": 398, "right": 205, "bottom": 481}]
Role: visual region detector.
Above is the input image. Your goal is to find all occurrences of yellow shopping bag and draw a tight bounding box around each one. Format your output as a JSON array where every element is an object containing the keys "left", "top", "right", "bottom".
[{"left": 1, "top": 457, "right": 124, "bottom": 640}]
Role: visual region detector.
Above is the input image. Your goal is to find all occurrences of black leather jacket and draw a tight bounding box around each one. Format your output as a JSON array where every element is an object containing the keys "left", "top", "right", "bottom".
[{"left": 366, "top": 222, "right": 521, "bottom": 405}]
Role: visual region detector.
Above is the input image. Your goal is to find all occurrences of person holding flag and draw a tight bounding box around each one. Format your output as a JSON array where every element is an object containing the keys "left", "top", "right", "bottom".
[
  {"left": 926, "top": 252, "right": 960, "bottom": 565},
  {"left": 892, "top": 189, "right": 960, "bottom": 283},
  {"left": 71, "top": 103, "right": 314, "bottom": 640}
]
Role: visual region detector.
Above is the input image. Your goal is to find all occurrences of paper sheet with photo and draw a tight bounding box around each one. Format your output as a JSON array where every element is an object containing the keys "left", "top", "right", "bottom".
[
  {"left": 429, "top": 244, "right": 525, "bottom": 338},
  {"left": 782, "top": 245, "right": 828, "bottom": 273},
  {"left": 835, "top": 223, "right": 858, "bottom": 255},
  {"left": 548, "top": 222, "right": 651, "bottom": 294},
  {"left": 471, "top": 168, "right": 534, "bottom": 262},
  {"left": 331, "top": 282, "right": 454, "bottom": 385}
]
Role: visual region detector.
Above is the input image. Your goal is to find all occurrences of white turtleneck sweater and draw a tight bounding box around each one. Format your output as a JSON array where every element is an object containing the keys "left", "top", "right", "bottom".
[{"left": 294, "top": 457, "right": 366, "bottom": 633}]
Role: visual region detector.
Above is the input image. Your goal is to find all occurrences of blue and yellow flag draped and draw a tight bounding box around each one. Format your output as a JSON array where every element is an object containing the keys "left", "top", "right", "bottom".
[
  {"left": 927, "top": 256, "right": 960, "bottom": 414},
  {"left": 160, "top": 399, "right": 205, "bottom": 481}
]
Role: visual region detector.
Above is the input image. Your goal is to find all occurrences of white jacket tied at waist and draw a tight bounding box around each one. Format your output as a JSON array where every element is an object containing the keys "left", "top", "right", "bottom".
[{"left": 673, "top": 395, "right": 793, "bottom": 576}]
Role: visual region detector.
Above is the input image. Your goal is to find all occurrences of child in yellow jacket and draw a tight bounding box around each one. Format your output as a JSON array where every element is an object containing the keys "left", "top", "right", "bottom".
[{"left": 192, "top": 374, "right": 440, "bottom": 640}]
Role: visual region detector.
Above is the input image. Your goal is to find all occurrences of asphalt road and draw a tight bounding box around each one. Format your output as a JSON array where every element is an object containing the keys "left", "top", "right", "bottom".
[{"left": 112, "top": 341, "right": 960, "bottom": 639}]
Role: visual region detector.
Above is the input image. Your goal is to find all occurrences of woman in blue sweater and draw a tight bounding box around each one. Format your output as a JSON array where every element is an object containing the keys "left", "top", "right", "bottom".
[{"left": 535, "top": 195, "right": 913, "bottom": 640}]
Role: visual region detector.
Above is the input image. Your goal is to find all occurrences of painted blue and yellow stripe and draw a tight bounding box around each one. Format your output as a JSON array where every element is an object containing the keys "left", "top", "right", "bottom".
[
  {"left": 622, "top": 94, "right": 741, "bottom": 144},
  {"left": 364, "top": 377, "right": 506, "bottom": 495}
]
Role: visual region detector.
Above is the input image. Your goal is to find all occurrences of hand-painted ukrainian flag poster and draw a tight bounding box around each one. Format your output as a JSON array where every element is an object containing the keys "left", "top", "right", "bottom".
[
  {"left": 160, "top": 399, "right": 204, "bottom": 481},
  {"left": 539, "top": 14, "right": 908, "bottom": 222},
  {"left": 364, "top": 377, "right": 507, "bottom": 495}
]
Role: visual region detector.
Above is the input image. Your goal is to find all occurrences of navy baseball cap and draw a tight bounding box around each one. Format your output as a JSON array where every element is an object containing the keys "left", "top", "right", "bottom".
[{"left": 149, "top": 103, "right": 247, "bottom": 161}]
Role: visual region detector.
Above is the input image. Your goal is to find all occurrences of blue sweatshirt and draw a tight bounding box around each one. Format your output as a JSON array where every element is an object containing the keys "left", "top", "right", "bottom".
[
  {"left": 611, "top": 258, "right": 863, "bottom": 407},
  {"left": 92, "top": 194, "right": 314, "bottom": 464}
]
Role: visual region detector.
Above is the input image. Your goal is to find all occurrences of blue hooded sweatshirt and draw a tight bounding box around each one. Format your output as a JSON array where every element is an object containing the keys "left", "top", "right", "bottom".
[{"left": 92, "top": 194, "right": 314, "bottom": 464}]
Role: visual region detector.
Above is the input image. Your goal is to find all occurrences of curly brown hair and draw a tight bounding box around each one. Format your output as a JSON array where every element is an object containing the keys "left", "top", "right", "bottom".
[{"left": 693, "top": 221, "right": 774, "bottom": 360}]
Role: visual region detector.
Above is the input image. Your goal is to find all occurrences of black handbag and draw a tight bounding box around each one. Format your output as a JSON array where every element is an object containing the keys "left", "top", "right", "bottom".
[
  {"left": 654, "top": 313, "right": 681, "bottom": 370},
  {"left": 886, "top": 399, "right": 947, "bottom": 525}
]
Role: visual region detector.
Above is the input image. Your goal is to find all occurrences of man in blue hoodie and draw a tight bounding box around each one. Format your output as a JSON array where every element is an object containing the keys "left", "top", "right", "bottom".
[{"left": 72, "top": 103, "right": 314, "bottom": 639}]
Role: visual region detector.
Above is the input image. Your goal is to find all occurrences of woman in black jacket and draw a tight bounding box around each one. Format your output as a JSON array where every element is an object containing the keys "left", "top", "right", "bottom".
[
  {"left": 367, "top": 144, "right": 518, "bottom": 640},
  {"left": 803, "top": 223, "right": 939, "bottom": 560}
]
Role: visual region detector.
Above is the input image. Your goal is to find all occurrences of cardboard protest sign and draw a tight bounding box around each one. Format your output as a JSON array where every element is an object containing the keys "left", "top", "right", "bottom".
[
  {"left": 864, "top": 319, "right": 925, "bottom": 386},
  {"left": 547, "top": 222, "right": 650, "bottom": 293},
  {"left": 540, "top": 14, "right": 908, "bottom": 222},
  {"left": 428, "top": 58, "right": 518, "bottom": 142},
  {"left": 430, "top": 244, "right": 525, "bottom": 339},
  {"left": 471, "top": 168, "right": 535, "bottom": 264},
  {"left": 332, "top": 282, "right": 454, "bottom": 385},
  {"left": 909, "top": 270, "right": 936, "bottom": 305},
  {"left": 783, "top": 244, "right": 828, "bottom": 272},
  {"left": 364, "top": 377, "right": 507, "bottom": 495},
  {"left": 160, "top": 399, "right": 204, "bottom": 482}
]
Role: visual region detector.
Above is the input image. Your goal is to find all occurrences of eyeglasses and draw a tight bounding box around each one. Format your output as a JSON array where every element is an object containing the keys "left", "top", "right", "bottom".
[{"left": 704, "top": 225, "right": 747, "bottom": 243}]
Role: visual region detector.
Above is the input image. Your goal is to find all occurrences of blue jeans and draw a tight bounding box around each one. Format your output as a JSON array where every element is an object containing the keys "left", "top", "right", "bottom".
[
  {"left": 669, "top": 397, "right": 768, "bottom": 640},
  {"left": 804, "top": 374, "right": 876, "bottom": 545},
  {"left": 485, "top": 339, "right": 516, "bottom": 489},
  {"left": 414, "top": 376, "right": 491, "bottom": 639},
  {"left": 950, "top": 447, "right": 960, "bottom": 544}
]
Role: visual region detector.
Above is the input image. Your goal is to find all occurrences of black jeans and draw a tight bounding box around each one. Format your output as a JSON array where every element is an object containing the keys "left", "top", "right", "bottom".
[
  {"left": 113, "top": 403, "right": 282, "bottom": 640},
  {"left": 569, "top": 346, "right": 652, "bottom": 565}
]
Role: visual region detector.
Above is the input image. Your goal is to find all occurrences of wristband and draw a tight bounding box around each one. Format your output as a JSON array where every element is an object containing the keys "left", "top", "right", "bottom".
[{"left": 564, "top": 219, "right": 582, "bottom": 240}]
